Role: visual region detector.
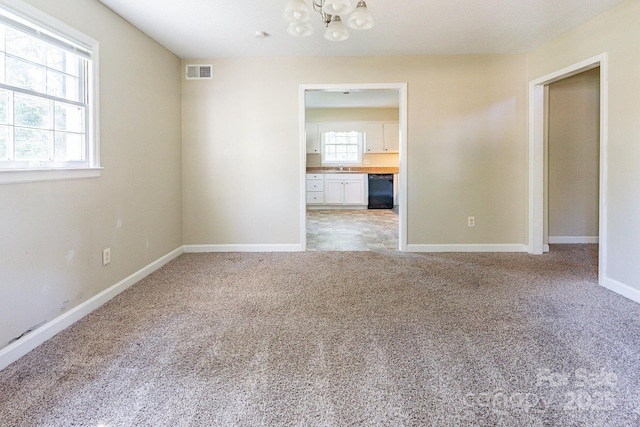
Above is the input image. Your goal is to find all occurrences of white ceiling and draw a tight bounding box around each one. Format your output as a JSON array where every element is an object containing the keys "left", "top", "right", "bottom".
[
  {"left": 97, "top": 0, "right": 626, "bottom": 59},
  {"left": 306, "top": 89, "right": 399, "bottom": 109}
]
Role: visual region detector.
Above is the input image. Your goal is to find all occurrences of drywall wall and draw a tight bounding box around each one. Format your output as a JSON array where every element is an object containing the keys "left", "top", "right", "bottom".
[
  {"left": 0, "top": 0, "right": 183, "bottom": 350},
  {"left": 528, "top": 0, "right": 640, "bottom": 292},
  {"left": 547, "top": 68, "right": 600, "bottom": 240},
  {"left": 306, "top": 108, "right": 399, "bottom": 168},
  {"left": 306, "top": 108, "right": 399, "bottom": 122},
  {"left": 306, "top": 153, "right": 398, "bottom": 168},
  {"left": 182, "top": 55, "right": 528, "bottom": 246}
]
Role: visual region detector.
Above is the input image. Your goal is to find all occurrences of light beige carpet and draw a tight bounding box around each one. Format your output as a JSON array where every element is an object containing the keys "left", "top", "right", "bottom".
[{"left": 2, "top": 245, "right": 640, "bottom": 426}]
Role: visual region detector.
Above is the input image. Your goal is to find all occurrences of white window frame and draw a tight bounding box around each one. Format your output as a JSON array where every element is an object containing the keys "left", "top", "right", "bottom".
[
  {"left": 0, "top": 0, "right": 100, "bottom": 185},
  {"left": 319, "top": 122, "right": 366, "bottom": 166},
  {"left": 321, "top": 130, "right": 363, "bottom": 165}
]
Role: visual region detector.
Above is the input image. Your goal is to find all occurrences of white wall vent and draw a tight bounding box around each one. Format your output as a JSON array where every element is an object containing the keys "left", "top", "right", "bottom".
[{"left": 186, "top": 64, "right": 212, "bottom": 80}]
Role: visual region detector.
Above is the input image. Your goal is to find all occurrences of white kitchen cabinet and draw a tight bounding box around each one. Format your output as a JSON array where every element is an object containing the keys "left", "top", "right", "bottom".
[
  {"left": 306, "top": 173, "right": 324, "bottom": 204},
  {"left": 324, "top": 179, "right": 344, "bottom": 204},
  {"left": 307, "top": 192, "right": 324, "bottom": 204},
  {"left": 364, "top": 122, "right": 399, "bottom": 153},
  {"left": 344, "top": 177, "right": 365, "bottom": 204},
  {"left": 305, "top": 122, "right": 320, "bottom": 154},
  {"left": 383, "top": 122, "right": 400, "bottom": 153},
  {"left": 324, "top": 174, "right": 366, "bottom": 205},
  {"left": 364, "top": 123, "right": 384, "bottom": 153}
]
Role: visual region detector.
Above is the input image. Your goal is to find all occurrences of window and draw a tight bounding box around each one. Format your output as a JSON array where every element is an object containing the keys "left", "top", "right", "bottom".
[
  {"left": 321, "top": 130, "right": 363, "bottom": 165},
  {"left": 0, "top": 0, "right": 99, "bottom": 184}
]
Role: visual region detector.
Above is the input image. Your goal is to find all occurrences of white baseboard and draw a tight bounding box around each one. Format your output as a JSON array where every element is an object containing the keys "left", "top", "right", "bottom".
[
  {"left": 405, "top": 244, "right": 528, "bottom": 253},
  {"left": 306, "top": 205, "right": 368, "bottom": 210},
  {"left": 544, "top": 244, "right": 550, "bottom": 253},
  {"left": 548, "top": 236, "right": 599, "bottom": 244},
  {"left": 601, "top": 276, "right": 640, "bottom": 304},
  {"left": 0, "top": 246, "right": 184, "bottom": 372},
  {"left": 184, "top": 244, "right": 303, "bottom": 253}
]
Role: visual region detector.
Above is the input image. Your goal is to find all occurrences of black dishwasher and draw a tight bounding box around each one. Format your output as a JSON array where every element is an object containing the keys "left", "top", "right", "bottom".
[{"left": 368, "top": 174, "right": 394, "bottom": 209}]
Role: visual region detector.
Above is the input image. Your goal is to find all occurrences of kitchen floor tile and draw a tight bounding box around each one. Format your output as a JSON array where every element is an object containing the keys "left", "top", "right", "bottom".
[{"left": 306, "top": 209, "right": 399, "bottom": 251}]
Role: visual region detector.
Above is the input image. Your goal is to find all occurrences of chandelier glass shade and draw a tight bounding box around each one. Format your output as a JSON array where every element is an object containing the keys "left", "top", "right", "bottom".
[
  {"left": 324, "top": 16, "right": 349, "bottom": 41},
  {"left": 283, "top": 0, "right": 311, "bottom": 23},
  {"left": 322, "top": 0, "right": 353, "bottom": 16},
  {"left": 347, "top": 1, "right": 374, "bottom": 30},
  {"left": 283, "top": 0, "right": 374, "bottom": 41}
]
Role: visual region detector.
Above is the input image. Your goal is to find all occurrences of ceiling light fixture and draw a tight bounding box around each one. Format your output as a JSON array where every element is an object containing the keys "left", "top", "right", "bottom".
[{"left": 283, "top": 0, "right": 374, "bottom": 42}]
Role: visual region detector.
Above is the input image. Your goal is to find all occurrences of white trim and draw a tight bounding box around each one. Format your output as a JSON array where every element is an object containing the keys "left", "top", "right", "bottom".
[
  {"left": 184, "top": 244, "right": 303, "bottom": 253},
  {"left": 601, "top": 277, "right": 640, "bottom": 305},
  {"left": 306, "top": 205, "right": 368, "bottom": 210},
  {"left": 597, "top": 57, "right": 609, "bottom": 286},
  {"left": 89, "top": 43, "right": 101, "bottom": 169},
  {"left": 398, "top": 84, "right": 408, "bottom": 252},
  {"left": 0, "top": 167, "right": 102, "bottom": 185},
  {"left": 320, "top": 129, "right": 364, "bottom": 166},
  {"left": 299, "top": 83, "right": 408, "bottom": 252},
  {"left": 548, "top": 236, "right": 599, "bottom": 244},
  {"left": 528, "top": 83, "right": 545, "bottom": 254},
  {"left": 406, "top": 244, "right": 528, "bottom": 253},
  {"left": 527, "top": 53, "right": 608, "bottom": 286},
  {"left": 543, "top": 244, "right": 550, "bottom": 253},
  {"left": 299, "top": 86, "right": 307, "bottom": 251},
  {"left": 0, "top": 0, "right": 98, "bottom": 48},
  {"left": 0, "top": 246, "right": 184, "bottom": 371}
]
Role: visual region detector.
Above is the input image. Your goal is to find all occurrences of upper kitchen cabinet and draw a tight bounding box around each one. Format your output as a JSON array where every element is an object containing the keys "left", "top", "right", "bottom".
[
  {"left": 383, "top": 122, "right": 400, "bottom": 153},
  {"left": 306, "top": 122, "right": 320, "bottom": 154},
  {"left": 364, "top": 122, "right": 399, "bottom": 153}
]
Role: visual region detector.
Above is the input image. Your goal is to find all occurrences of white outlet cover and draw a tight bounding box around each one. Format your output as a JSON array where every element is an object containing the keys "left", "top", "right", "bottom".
[{"left": 102, "top": 248, "right": 111, "bottom": 265}]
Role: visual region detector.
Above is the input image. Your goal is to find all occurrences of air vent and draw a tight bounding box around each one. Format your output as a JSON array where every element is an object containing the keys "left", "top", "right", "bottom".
[{"left": 186, "top": 64, "right": 212, "bottom": 80}]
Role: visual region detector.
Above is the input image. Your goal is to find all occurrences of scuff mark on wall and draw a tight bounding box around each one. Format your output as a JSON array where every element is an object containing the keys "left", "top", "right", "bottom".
[
  {"left": 65, "top": 249, "right": 75, "bottom": 265},
  {"left": 8, "top": 320, "right": 47, "bottom": 345}
]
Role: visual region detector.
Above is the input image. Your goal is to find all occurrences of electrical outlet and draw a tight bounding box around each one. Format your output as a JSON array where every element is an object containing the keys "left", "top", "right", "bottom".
[
  {"left": 363, "top": 159, "right": 370, "bottom": 165},
  {"left": 102, "top": 248, "right": 111, "bottom": 266},
  {"left": 468, "top": 216, "right": 475, "bottom": 227}
]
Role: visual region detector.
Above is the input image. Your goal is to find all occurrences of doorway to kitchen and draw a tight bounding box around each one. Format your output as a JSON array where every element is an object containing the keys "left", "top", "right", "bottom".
[{"left": 299, "top": 83, "right": 408, "bottom": 251}]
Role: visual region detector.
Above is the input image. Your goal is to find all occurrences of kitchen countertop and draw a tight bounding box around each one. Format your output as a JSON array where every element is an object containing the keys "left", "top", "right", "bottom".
[{"left": 307, "top": 167, "right": 399, "bottom": 174}]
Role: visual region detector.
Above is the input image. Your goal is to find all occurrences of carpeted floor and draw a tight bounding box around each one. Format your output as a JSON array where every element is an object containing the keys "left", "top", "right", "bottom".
[{"left": 1, "top": 245, "right": 640, "bottom": 426}]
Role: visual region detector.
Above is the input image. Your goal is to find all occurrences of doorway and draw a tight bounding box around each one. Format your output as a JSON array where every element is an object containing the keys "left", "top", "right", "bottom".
[
  {"left": 546, "top": 67, "right": 600, "bottom": 248},
  {"left": 528, "top": 54, "right": 608, "bottom": 284},
  {"left": 298, "top": 83, "right": 408, "bottom": 251}
]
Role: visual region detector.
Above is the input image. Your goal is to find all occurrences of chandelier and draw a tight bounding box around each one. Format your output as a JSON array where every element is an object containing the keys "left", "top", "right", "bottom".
[{"left": 283, "top": 0, "right": 374, "bottom": 42}]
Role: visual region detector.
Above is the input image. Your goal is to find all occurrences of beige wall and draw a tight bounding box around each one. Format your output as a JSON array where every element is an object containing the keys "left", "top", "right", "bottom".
[
  {"left": 3, "top": 0, "right": 638, "bottom": 360},
  {"left": 182, "top": 55, "right": 528, "bottom": 246},
  {"left": 528, "top": 0, "right": 640, "bottom": 290},
  {"left": 547, "top": 68, "right": 600, "bottom": 239},
  {"left": 306, "top": 107, "right": 399, "bottom": 122},
  {"left": 306, "top": 107, "right": 399, "bottom": 168},
  {"left": 0, "top": 1, "right": 183, "bottom": 349},
  {"left": 306, "top": 153, "right": 398, "bottom": 168}
]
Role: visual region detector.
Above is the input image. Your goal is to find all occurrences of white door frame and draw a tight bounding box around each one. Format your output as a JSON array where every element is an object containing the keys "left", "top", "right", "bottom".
[
  {"left": 528, "top": 53, "right": 608, "bottom": 282},
  {"left": 299, "top": 83, "right": 408, "bottom": 251}
]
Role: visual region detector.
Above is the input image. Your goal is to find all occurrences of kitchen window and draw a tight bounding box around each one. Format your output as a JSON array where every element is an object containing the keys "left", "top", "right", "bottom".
[
  {"left": 321, "top": 130, "right": 363, "bottom": 165},
  {"left": 0, "top": 0, "right": 99, "bottom": 184}
]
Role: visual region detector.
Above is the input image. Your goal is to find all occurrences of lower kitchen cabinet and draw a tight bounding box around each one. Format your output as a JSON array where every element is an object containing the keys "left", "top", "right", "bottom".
[
  {"left": 306, "top": 173, "right": 367, "bottom": 207},
  {"left": 324, "top": 174, "right": 366, "bottom": 205},
  {"left": 306, "top": 174, "right": 324, "bottom": 204}
]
